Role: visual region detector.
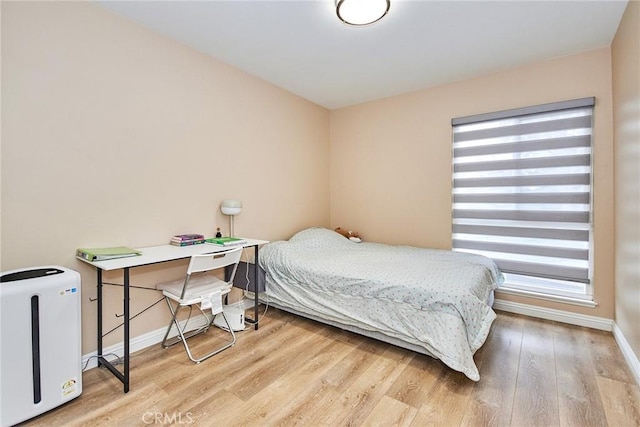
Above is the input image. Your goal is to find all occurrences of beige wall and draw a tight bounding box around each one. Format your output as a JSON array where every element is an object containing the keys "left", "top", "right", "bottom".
[
  {"left": 330, "top": 48, "right": 615, "bottom": 319},
  {"left": 2, "top": 1, "right": 632, "bottom": 357},
  {"left": 1, "top": 2, "right": 330, "bottom": 351},
  {"left": 612, "top": 1, "right": 640, "bottom": 366}
]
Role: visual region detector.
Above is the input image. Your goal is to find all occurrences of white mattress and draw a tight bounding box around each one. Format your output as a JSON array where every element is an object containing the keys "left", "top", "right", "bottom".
[{"left": 259, "top": 228, "right": 504, "bottom": 381}]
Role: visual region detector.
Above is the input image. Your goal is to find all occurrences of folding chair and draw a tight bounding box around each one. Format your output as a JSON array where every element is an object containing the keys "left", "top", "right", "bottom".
[{"left": 156, "top": 247, "right": 242, "bottom": 363}]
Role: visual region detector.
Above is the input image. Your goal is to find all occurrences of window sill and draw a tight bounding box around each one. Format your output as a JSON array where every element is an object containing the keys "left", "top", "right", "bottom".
[{"left": 496, "top": 286, "right": 598, "bottom": 308}]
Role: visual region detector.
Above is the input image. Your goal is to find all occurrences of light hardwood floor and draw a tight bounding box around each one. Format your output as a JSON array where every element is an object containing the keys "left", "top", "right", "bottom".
[{"left": 23, "top": 308, "right": 640, "bottom": 426}]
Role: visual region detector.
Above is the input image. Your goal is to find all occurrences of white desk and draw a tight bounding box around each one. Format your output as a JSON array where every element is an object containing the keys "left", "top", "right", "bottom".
[{"left": 77, "top": 238, "right": 268, "bottom": 393}]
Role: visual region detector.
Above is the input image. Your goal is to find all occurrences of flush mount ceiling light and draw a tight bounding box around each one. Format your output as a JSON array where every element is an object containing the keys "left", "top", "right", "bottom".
[{"left": 336, "top": 0, "right": 390, "bottom": 26}]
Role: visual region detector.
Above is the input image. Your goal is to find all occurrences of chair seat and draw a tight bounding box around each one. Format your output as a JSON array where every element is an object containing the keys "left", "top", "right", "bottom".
[{"left": 157, "top": 275, "right": 231, "bottom": 305}]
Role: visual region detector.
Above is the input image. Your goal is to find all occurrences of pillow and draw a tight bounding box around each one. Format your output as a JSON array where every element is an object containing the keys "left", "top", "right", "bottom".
[{"left": 288, "top": 227, "right": 351, "bottom": 247}]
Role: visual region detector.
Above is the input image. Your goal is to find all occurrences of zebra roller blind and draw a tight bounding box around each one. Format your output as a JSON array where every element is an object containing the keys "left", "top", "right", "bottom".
[{"left": 452, "top": 97, "right": 594, "bottom": 286}]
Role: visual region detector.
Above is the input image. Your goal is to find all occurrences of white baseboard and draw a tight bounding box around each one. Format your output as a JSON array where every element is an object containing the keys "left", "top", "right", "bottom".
[
  {"left": 613, "top": 322, "right": 640, "bottom": 387},
  {"left": 82, "top": 298, "right": 257, "bottom": 370},
  {"left": 82, "top": 314, "right": 208, "bottom": 370},
  {"left": 493, "top": 299, "right": 640, "bottom": 386},
  {"left": 85, "top": 298, "right": 638, "bottom": 387},
  {"left": 493, "top": 298, "right": 613, "bottom": 331}
]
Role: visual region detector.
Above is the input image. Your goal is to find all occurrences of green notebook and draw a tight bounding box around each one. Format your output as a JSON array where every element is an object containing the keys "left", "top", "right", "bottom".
[
  {"left": 205, "top": 237, "right": 247, "bottom": 246},
  {"left": 76, "top": 246, "right": 141, "bottom": 262}
]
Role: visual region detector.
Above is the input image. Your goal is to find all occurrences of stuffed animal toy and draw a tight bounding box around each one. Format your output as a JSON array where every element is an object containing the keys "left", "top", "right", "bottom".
[{"left": 334, "top": 227, "right": 362, "bottom": 243}]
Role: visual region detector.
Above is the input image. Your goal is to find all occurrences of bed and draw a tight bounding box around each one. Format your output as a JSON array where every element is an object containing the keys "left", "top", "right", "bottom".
[{"left": 258, "top": 227, "right": 504, "bottom": 381}]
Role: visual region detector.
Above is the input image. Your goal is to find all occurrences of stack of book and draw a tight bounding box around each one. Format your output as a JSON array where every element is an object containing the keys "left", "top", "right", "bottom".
[{"left": 171, "top": 234, "right": 205, "bottom": 246}]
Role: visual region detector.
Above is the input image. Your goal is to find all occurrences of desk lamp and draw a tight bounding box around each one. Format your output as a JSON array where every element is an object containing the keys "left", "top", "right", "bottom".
[{"left": 220, "top": 199, "right": 242, "bottom": 237}]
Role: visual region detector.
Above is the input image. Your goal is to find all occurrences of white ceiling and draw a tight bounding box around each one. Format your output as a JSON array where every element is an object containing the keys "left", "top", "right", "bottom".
[{"left": 97, "top": 0, "right": 628, "bottom": 110}]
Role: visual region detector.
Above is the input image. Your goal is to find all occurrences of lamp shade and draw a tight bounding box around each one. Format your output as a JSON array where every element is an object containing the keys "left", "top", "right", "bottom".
[
  {"left": 221, "top": 199, "right": 242, "bottom": 216},
  {"left": 336, "top": 0, "right": 390, "bottom": 26}
]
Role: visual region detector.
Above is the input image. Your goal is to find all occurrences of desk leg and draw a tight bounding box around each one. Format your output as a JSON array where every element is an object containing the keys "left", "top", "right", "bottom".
[
  {"left": 94, "top": 267, "right": 130, "bottom": 393},
  {"left": 97, "top": 269, "right": 103, "bottom": 367},
  {"left": 254, "top": 245, "right": 259, "bottom": 331},
  {"left": 123, "top": 268, "right": 130, "bottom": 393}
]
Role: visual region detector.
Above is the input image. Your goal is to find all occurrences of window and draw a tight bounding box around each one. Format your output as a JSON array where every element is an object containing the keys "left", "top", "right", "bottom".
[{"left": 451, "top": 97, "right": 595, "bottom": 303}]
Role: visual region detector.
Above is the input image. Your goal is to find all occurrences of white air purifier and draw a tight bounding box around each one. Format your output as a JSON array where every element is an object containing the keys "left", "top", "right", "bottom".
[
  {"left": 0, "top": 266, "right": 82, "bottom": 427},
  {"left": 213, "top": 305, "right": 245, "bottom": 331}
]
